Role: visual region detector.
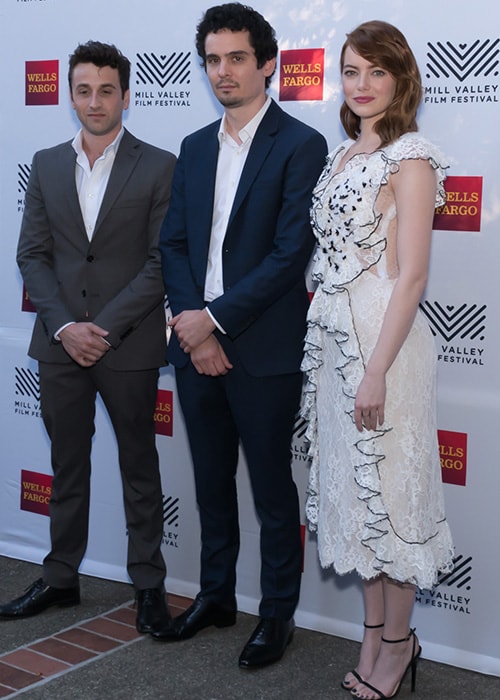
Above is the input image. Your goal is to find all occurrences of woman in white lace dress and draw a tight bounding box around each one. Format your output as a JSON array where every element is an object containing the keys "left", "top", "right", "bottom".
[{"left": 301, "top": 21, "right": 454, "bottom": 699}]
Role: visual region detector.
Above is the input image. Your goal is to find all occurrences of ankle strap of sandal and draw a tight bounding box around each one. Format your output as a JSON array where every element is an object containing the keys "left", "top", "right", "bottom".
[
  {"left": 381, "top": 627, "right": 415, "bottom": 644},
  {"left": 363, "top": 622, "right": 384, "bottom": 629}
]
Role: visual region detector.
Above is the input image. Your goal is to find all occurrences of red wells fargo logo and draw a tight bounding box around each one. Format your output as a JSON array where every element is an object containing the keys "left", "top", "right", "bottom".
[
  {"left": 25, "top": 59, "right": 59, "bottom": 106},
  {"left": 438, "top": 430, "right": 467, "bottom": 486},
  {"left": 279, "top": 48, "right": 324, "bottom": 102},
  {"left": 21, "top": 469, "right": 52, "bottom": 516},
  {"left": 433, "top": 176, "right": 482, "bottom": 232},
  {"left": 155, "top": 389, "right": 173, "bottom": 437}
]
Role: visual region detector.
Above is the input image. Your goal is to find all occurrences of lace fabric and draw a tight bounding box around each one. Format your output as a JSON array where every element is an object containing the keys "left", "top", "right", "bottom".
[{"left": 301, "top": 133, "right": 454, "bottom": 590}]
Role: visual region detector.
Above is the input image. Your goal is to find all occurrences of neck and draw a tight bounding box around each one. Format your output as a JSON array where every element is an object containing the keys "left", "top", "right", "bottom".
[
  {"left": 81, "top": 126, "right": 121, "bottom": 168},
  {"left": 356, "top": 121, "right": 382, "bottom": 152},
  {"left": 223, "top": 95, "right": 267, "bottom": 143}
]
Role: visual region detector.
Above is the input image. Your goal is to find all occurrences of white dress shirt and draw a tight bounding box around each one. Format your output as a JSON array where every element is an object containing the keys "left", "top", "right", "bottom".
[
  {"left": 54, "top": 127, "right": 124, "bottom": 340},
  {"left": 204, "top": 98, "right": 271, "bottom": 331},
  {"left": 72, "top": 126, "right": 124, "bottom": 239}
]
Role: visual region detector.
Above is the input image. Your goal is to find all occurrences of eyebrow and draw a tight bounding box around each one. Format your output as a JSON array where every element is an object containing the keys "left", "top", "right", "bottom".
[
  {"left": 343, "top": 62, "right": 379, "bottom": 70},
  {"left": 74, "top": 82, "right": 118, "bottom": 90},
  {"left": 206, "top": 50, "right": 252, "bottom": 59}
]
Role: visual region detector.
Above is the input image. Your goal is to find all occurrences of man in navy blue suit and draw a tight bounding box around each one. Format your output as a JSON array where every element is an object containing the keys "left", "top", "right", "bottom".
[{"left": 155, "top": 3, "right": 327, "bottom": 668}]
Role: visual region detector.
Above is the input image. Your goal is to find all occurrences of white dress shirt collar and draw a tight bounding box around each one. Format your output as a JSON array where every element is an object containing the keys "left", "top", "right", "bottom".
[
  {"left": 71, "top": 126, "right": 125, "bottom": 163},
  {"left": 217, "top": 96, "right": 272, "bottom": 147}
]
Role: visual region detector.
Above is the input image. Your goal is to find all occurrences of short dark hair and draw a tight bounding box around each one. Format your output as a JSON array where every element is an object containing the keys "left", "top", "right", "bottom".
[
  {"left": 68, "top": 41, "right": 131, "bottom": 97},
  {"left": 195, "top": 3, "right": 278, "bottom": 88},
  {"left": 340, "top": 20, "right": 422, "bottom": 146}
]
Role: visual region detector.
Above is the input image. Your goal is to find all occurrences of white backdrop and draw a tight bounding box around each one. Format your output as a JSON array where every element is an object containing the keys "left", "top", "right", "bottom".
[{"left": 1, "top": 0, "right": 499, "bottom": 677}]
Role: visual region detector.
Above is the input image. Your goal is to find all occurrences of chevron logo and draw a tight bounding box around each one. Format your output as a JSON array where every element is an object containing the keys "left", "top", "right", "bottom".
[
  {"left": 436, "top": 554, "right": 472, "bottom": 591},
  {"left": 15, "top": 367, "right": 40, "bottom": 401},
  {"left": 420, "top": 301, "right": 486, "bottom": 342},
  {"left": 135, "top": 52, "right": 191, "bottom": 87},
  {"left": 425, "top": 38, "right": 499, "bottom": 82},
  {"left": 293, "top": 415, "right": 308, "bottom": 440},
  {"left": 162, "top": 495, "right": 179, "bottom": 527},
  {"left": 18, "top": 163, "right": 31, "bottom": 194}
]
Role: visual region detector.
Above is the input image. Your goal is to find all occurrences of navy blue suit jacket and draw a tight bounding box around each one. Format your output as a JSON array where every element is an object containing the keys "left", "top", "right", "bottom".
[{"left": 160, "top": 100, "right": 327, "bottom": 377}]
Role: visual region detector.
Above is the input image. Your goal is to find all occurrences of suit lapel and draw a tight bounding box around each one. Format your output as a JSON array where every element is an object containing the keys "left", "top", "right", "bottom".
[
  {"left": 93, "top": 129, "right": 140, "bottom": 237},
  {"left": 227, "top": 100, "right": 280, "bottom": 230},
  {"left": 58, "top": 143, "right": 87, "bottom": 239}
]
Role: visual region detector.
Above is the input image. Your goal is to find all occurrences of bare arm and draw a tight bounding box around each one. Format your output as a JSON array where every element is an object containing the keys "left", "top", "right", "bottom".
[{"left": 355, "top": 158, "right": 437, "bottom": 432}]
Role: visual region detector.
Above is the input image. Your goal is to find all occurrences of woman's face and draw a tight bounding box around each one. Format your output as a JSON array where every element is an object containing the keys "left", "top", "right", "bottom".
[{"left": 341, "top": 45, "right": 396, "bottom": 127}]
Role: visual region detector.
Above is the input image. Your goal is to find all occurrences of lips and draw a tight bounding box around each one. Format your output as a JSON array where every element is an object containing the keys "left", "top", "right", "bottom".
[{"left": 354, "top": 97, "right": 375, "bottom": 104}]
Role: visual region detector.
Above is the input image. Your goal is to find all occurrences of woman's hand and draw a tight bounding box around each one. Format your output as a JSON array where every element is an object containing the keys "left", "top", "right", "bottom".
[{"left": 354, "top": 371, "right": 386, "bottom": 432}]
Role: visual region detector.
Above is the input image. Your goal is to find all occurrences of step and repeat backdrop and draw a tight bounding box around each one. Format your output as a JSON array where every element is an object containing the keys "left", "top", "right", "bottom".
[{"left": 1, "top": 0, "right": 498, "bottom": 676}]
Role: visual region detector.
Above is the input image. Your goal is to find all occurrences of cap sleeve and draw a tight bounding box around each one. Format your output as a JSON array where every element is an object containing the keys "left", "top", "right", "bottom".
[{"left": 385, "top": 133, "right": 449, "bottom": 207}]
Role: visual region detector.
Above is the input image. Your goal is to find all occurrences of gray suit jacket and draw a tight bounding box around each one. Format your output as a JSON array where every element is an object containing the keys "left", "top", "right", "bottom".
[{"left": 17, "top": 129, "right": 176, "bottom": 370}]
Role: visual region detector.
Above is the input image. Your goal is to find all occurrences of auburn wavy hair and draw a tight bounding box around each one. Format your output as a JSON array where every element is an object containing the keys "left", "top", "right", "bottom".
[{"left": 340, "top": 20, "right": 422, "bottom": 146}]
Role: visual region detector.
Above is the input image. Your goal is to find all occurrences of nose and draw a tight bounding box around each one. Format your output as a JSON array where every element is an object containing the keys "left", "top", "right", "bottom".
[
  {"left": 217, "top": 58, "right": 231, "bottom": 77},
  {"left": 89, "top": 90, "right": 101, "bottom": 108},
  {"left": 357, "top": 72, "right": 370, "bottom": 91}
]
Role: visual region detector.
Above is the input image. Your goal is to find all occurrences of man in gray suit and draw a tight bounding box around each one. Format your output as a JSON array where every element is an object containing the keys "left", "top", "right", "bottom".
[{"left": 0, "top": 41, "right": 176, "bottom": 633}]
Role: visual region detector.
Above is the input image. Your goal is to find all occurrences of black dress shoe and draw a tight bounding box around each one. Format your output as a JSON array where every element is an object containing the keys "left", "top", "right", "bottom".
[
  {"left": 135, "top": 588, "right": 171, "bottom": 634},
  {"left": 0, "top": 578, "right": 80, "bottom": 619},
  {"left": 151, "top": 595, "right": 236, "bottom": 641},
  {"left": 238, "top": 617, "right": 295, "bottom": 669}
]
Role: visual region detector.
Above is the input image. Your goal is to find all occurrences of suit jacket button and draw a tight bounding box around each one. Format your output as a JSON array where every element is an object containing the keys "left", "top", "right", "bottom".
[{"left": 87, "top": 255, "right": 94, "bottom": 262}]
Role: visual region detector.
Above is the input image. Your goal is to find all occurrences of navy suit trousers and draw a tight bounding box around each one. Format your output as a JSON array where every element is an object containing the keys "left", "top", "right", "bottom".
[{"left": 175, "top": 341, "right": 303, "bottom": 620}]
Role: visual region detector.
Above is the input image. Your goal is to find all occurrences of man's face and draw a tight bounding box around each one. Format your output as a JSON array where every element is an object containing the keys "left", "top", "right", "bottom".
[
  {"left": 70, "top": 62, "right": 129, "bottom": 138},
  {"left": 204, "top": 29, "right": 275, "bottom": 110}
]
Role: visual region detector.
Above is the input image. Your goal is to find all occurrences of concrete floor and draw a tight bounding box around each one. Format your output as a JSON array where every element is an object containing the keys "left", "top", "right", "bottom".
[{"left": 0, "top": 557, "right": 498, "bottom": 699}]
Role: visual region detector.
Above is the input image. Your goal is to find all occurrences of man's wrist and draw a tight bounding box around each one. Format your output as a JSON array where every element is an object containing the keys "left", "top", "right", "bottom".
[
  {"left": 205, "top": 306, "right": 225, "bottom": 334},
  {"left": 54, "top": 321, "right": 75, "bottom": 342}
]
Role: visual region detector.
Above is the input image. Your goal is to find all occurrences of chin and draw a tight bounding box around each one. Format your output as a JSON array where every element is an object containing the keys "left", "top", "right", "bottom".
[{"left": 218, "top": 96, "right": 242, "bottom": 108}]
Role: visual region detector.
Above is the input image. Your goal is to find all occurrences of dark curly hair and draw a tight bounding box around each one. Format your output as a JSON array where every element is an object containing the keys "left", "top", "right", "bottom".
[
  {"left": 68, "top": 41, "right": 131, "bottom": 97},
  {"left": 195, "top": 3, "right": 278, "bottom": 89},
  {"left": 340, "top": 20, "right": 422, "bottom": 146}
]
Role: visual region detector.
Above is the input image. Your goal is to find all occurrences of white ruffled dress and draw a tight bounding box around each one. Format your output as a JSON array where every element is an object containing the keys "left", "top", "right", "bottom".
[{"left": 301, "top": 133, "right": 454, "bottom": 590}]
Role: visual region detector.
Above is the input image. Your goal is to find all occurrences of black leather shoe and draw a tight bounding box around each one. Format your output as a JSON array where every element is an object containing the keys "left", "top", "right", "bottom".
[
  {"left": 0, "top": 578, "right": 80, "bottom": 619},
  {"left": 151, "top": 595, "right": 236, "bottom": 641},
  {"left": 238, "top": 617, "right": 295, "bottom": 669},
  {"left": 135, "top": 588, "right": 171, "bottom": 634}
]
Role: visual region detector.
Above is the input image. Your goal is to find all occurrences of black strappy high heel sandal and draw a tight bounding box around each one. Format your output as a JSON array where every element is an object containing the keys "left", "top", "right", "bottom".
[
  {"left": 350, "top": 628, "right": 422, "bottom": 699},
  {"left": 340, "top": 622, "right": 384, "bottom": 691}
]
